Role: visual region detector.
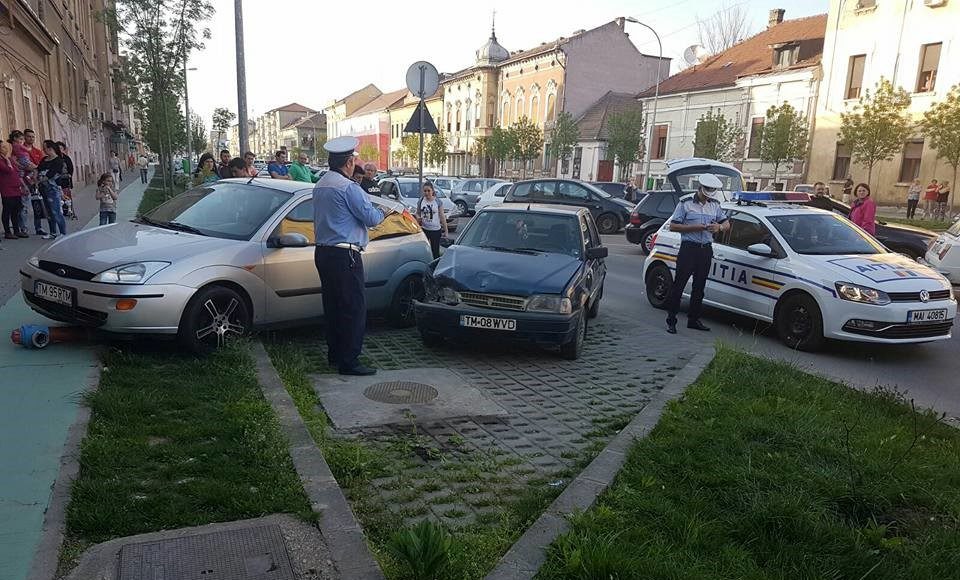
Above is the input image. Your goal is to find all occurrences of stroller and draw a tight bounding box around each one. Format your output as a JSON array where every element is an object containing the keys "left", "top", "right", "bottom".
[{"left": 61, "top": 188, "right": 78, "bottom": 220}]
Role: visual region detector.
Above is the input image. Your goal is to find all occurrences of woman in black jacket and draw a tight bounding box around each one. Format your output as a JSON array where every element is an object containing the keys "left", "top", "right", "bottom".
[
  {"left": 55, "top": 141, "right": 76, "bottom": 219},
  {"left": 37, "top": 140, "right": 67, "bottom": 239}
]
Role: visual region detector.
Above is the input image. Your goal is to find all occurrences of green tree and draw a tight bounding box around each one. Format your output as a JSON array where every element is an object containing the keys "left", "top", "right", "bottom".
[
  {"left": 486, "top": 126, "right": 515, "bottom": 175},
  {"left": 693, "top": 109, "right": 744, "bottom": 162},
  {"left": 106, "top": 0, "right": 214, "bottom": 191},
  {"left": 401, "top": 134, "right": 421, "bottom": 166},
  {"left": 510, "top": 117, "right": 544, "bottom": 178},
  {"left": 548, "top": 111, "right": 580, "bottom": 174},
  {"left": 606, "top": 110, "right": 645, "bottom": 181},
  {"left": 211, "top": 107, "right": 235, "bottom": 150},
  {"left": 426, "top": 131, "right": 448, "bottom": 168},
  {"left": 839, "top": 78, "right": 912, "bottom": 188},
  {"left": 760, "top": 103, "right": 809, "bottom": 183},
  {"left": 190, "top": 111, "right": 207, "bottom": 156},
  {"left": 358, "top": 143, "right": 379, "bottom": 163},
  {"left": 922, "top": 84, "right": 960, "bottom": 213}
]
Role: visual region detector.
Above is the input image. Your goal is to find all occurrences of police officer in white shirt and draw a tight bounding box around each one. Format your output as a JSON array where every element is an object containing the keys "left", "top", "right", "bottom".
[{"left": 664, "top": 173, "right": 730, "bottom": 334}]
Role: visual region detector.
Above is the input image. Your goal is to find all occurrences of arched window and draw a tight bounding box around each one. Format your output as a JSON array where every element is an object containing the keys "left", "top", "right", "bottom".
[
  {"left": 502, "top": 99, "right": 510, "bottom": 126},
  {"left": 446, "top": 111, "right": 452, "bottom": 133},
  {"left": 455, "top": 107, "right": 462, "bottom": 132},
  {"left": 545, "top": 93, "right": 556, "bottom": 121},
  {"left": 530, "top": 95, "right": 540, "bottom": 124},
  {"left": 516, "top": 97, "right": 524, "bottom": 123}
]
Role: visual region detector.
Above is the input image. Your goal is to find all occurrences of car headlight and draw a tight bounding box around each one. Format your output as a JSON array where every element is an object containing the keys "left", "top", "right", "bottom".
[
  {"left": 526, "top": 294, "right": 573, "bottom": 314},
  {"left": 91, "top": 262, "right": 170, "bottom": 284},
  {"left": 438, "top": 286, "right": 460, "bottom": 305},
  {"left": 835, "top": 282, "right": 890, "bottom": 305},
  {"left": 28, "top": 256, "right": 40, "bottom": 268}
]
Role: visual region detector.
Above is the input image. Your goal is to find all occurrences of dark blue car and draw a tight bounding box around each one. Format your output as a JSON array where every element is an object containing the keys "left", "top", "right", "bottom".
[{"left": 414, "top": 204, "right": 607, "bottom": 359}]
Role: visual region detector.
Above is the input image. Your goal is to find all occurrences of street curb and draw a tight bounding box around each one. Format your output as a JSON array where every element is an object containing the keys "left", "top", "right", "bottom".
[
  {"left": 252, "top": 341, "right": 385, "bottom": 580},
  {"left": 27, "top": 363, "right": 100, "bottom": 580},
  {"left": 484, "top": 346, "right": 717, "bottom": 580}
]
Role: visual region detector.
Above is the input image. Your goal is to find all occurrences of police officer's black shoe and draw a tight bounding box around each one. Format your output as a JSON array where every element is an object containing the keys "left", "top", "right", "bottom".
[
  {"left": 666, "top": 322, "right": 677, "bottom": 334},
  {"left": 687, "top": 320, "right": 711, "bottom": 331},
  {"left": 339, "top": 364, "right": 377, "bottom": 376}
]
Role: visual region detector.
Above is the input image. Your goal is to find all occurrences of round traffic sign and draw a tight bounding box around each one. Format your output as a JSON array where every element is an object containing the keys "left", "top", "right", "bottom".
[{"left": 405, "top": 61, "right": 440, "bottom": 99}]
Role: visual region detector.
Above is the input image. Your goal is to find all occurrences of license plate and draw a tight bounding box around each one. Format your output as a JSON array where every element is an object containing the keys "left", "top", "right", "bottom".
[
  {"left": 460, "top": 315, "right": 517, "bottom": 331},
  {"left": 34, "top": 280, "right": 73, "bottom": 306},
  {"left": 907, "top": 308, "right": 948, "bottom": 324}
]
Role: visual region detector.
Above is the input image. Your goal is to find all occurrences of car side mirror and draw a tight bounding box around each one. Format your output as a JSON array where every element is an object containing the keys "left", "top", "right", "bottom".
[
  {"left": 274, "top": 233, "right": 310, "bottom": 248},
  {"left": 585, "top": 246, "right": 609, "bottom": 260},
  {"left": 747, "top": 243, "right": 775, "bottom": 258}
]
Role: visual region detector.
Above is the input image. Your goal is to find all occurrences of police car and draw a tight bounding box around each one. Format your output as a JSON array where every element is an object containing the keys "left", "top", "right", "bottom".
[{"left": 642, "top": 198, "right": 957, "bottom": 350}]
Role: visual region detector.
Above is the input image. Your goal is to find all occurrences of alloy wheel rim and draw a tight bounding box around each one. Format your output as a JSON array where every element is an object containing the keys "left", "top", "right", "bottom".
[
  {"left": 788, "top": 305, "right": 811, "bottom": 340},
  {"left": 196, "top": 297, "right": 245, "bottom": 346}
]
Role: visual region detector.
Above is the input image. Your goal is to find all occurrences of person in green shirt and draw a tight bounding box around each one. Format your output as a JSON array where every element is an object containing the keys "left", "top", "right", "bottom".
[{"left": 289, "top": 152, "right": 319, "bottom": 183}]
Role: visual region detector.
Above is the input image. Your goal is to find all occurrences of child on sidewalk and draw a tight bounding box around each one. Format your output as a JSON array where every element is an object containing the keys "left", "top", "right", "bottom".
[{"left": 95, "top": 173, "right": 118, "bottom": 225}]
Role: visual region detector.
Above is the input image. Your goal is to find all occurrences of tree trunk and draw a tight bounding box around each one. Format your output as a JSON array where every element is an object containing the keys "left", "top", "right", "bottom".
[
  {"left": 952, "top": 164, "right": 958, "bottom": 218},
  {"left": 773, "top": 161, "right": 780, "bottom": 185},
  {"left": 867, "top": 162, "right": 874, "bottom": 192}
]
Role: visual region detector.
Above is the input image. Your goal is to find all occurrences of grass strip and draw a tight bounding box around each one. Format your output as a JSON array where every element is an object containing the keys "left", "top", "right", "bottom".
[
  {"left": 881, "top": 216, "right": 951, "bottom": 232},
  {"left": 540, "top": 346, "right": 960, "bottom": 580},
  {"left": 136, "top": 175, "right": 189, "bottom": 215},
  {"left": 61, "top": 343, "right": 312, "bottom": 562}
]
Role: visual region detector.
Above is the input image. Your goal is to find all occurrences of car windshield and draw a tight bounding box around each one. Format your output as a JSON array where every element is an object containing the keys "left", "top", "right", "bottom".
[
  {"left": 458, "top": 211, "right": 583, "bottom": 257},
  {"left": 766, "top": 214, "right": 885, "bottom": 255},
  {"left": 142, "top": 182, "right": 292, "bottom": 240}
]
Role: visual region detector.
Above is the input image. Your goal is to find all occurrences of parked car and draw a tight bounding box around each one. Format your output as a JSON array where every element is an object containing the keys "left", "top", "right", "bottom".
[
  {"left": 625, "top": 190, "right": 683, "bottom": 254},
  {"left": 925, "top": 217, "right": 960, "bottom": 285},
  {"left": 590, "top": 181, "right": 627, "bottom": 199},
  {"left": 794, "top": 183, "right": 829, "bottom": 196},
  {"left": 21, "top": 178, "right": 433, "bottom": 353},
  {"left": 643, "top": 202, "right": 956, "bottom": 350},
  {"left": 806, "top": 195, "right": 937, "bottom": 259},
  {"left": 475, "top": 182, "right": 513, "bottom": 211},
  {"left": 414, "top": 204, "right": 608, "bottom": 359},
  {"left": 450, "top": 178, "right": 508, "bottom": 214},
  {"left": 378, "top": 177, "right": 461, "bottom": 232},
  {"left": 431, "top": 176, "right": 464, "bottom": 194},
  {"left": 502, "top": 179, "right": 633, "bottom": 234}
]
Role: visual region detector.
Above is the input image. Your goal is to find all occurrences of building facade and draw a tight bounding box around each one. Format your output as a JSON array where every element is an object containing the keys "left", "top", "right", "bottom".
[
  {"left": 557, "top": 92, "right": 642, "bottom": 182},
  {"left": 335, "top": 88, "right": 406, "bottom": 170},
  {"left": 322, "top": 84, "right": 382, "bottom": 141},
  {"left": 228, "top": 120, "right": 256, "bottom": 157},
  {"left": 278, "top": 112, "right": 326, "bottom": 163},
  {"left": 808, "top": 0, "right": 960, "bottom": 204},
  {"left": 1, "top": 0, "right": 129, "bottom": 187},
  {"left": 387, "top": 89, "right": 444, "bottom": 171},
  {"left": 637, "top": 11, "right": 826, "bottom": 191},
  {"left": 252, "top": 102, "right": 317, "bottom": 158}
]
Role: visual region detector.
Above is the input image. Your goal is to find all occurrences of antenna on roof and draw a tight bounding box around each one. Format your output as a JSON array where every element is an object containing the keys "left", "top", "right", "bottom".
[{"left": 683, "top": 44, "right": 707, "bottom": 67}]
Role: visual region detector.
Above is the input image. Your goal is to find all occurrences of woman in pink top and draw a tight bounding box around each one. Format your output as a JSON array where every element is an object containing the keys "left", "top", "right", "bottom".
[
  {"left": 0, "top": 141, "right": 26, "bottom": 239},
  {"left": 849, "top": 182, "right": 877, "bottom": 235}
]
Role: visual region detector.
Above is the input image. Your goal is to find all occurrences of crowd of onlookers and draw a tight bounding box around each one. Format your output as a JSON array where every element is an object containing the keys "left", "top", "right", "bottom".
[{"left": 904, "top": 177, "right": 952, "bottom": 221}]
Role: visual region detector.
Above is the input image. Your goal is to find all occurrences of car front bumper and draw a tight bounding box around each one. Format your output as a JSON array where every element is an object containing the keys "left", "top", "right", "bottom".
[
  {"left": 823, "top": 297, "right": 957, "bottom": 343},
  {"left": 414, "top": 300, "right": 580, "bottom": 346},
  {"left": 20, "top": 263, "right": 195, "bottom": 334}
]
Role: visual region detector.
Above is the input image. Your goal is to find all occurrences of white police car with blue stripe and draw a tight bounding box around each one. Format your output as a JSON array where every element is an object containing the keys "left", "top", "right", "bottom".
[{"left": 642, "top": 200, "right": 957, "bottom": 350}]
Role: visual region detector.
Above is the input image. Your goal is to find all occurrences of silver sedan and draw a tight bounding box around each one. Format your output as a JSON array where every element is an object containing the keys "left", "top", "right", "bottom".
[{"left": 20, "top": 178, "right": 433, "bottom": 352}]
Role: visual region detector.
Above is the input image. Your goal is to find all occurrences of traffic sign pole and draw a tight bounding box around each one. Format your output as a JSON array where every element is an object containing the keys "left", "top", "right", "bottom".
[{"left": 419, "top": 66, "right": 425, "bottom": 196}]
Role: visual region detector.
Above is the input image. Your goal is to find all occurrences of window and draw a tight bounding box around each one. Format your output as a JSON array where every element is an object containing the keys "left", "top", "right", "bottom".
[
  {"left": 915, "top": 43, "right": 941, "bottom": 93},
  {"left": 501, "top": 100, "right": 510, "bottom": 126},
  {"left": 899, "top": 140, "right": 923, "bottom": 183},
  {"left": 557, "top": 181, "right": 591, "bottom": 200},
  {"left": 512, "top": 180, "right": 557, "bottom": 200},
  {"left": 774, "top": 44, "right": 798, "bottom": 68},
  {"left": 655, "top": 194, "right": 678, "bottom": 214},
  {"left": 515, "top": 98, "right": 524, "bottom": 123},
  {"left": 455, "top": 108, "right": 461, "bottom": 132},
  {"left": 832, "top": 142, "right": 852, "bottom": 181},
  {"left": 530, "top": 95, "right": 540, "bottom": 124},
  {"left": 545, "top": 93, "right": 556, "bottom": 121},
  {"left": 4, "top": 86, "right": 15, "bottom": 133},
  {"left": 846, "top": 54, "right": 866, "bottom": 99},
  {"left": 748, "top": 117, "right": 764, "bottom": 158},
  {"left": 723, "top": 212, "right": 773, "bottom": 251},
  {"left": 22, "top": 95, "right": 32, "bottom": 130},
  {"left": 446, "top": 111, "right": 451, "bottom": 133},
  {"left": 856, "top": 0, "right": 876, "bottom": 8},
  {"left": 651, "top": 125, "right": 668, "bottom": 160},
  {"left": 465, "top": 117, "right": 471, "bottom": 132}
]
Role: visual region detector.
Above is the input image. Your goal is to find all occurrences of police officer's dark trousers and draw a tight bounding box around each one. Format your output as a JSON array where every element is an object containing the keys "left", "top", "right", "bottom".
[
  {"left": 665, "top": 241, "right": 712, "bottom": 325},
  {"left": 314, "top": 246, "right": 366, "bottom": 371}
]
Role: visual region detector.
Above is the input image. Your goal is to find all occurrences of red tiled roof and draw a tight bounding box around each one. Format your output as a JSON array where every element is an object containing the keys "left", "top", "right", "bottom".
[
  {"left": 575, "top": 92, "right": 642, "bottom": 141},
  {"left": 639, "top": 14, "right": 827, "bottom": 98},
  {"left": 351, "top": 89, "right": 408, "bottom": 116}
]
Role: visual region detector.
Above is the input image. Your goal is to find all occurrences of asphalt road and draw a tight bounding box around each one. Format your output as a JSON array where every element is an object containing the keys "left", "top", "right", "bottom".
[{"left": 599, "top": 233, "right": 960, "bottom": 421}]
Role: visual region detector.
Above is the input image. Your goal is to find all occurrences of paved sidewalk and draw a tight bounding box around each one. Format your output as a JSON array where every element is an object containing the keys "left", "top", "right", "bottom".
[{"left": 0, "top": 170, "right": 151, "bottom": 580}]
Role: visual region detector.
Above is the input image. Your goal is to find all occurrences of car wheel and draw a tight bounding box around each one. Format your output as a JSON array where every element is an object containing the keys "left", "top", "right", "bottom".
[
  {"left": 775, "top": 293, "right": 825, "bottom": 351},
  {"left": 559, "top": 313, "right": 586, "bottom": 360},
  {"left": 597, "top": 213, "right": 620, "bottom": 235},
  {"left": 388, "top": 275, "right": 424, "bottom": 328},
  {"left": 178, "top": 285, "right": 251, "bottom": 354},
  {"left": 455, "top": 200, "right": 469, "bottom": 215},
  {"left": 587, "top": 285, "right": 603, "bottom": 319},
  {"left": 641, "top": 228, "right": 658, "bottom": 255},
  {"left": 645, "top": 263, "right": 673, "bottom": 309}
]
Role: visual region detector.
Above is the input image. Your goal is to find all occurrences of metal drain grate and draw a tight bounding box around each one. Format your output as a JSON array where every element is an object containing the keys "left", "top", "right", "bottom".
[{"left": 364, "top": 381, "right": 439, "bottom": 404}]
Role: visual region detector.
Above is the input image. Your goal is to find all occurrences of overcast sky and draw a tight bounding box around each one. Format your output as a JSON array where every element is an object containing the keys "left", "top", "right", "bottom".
[{"left": 187, "top": 0, "right": 824, "bottom": 141}]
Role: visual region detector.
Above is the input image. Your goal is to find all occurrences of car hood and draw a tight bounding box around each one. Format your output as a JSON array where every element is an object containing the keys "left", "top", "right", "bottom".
[
  {"left": 35, "top": 221, "right": 240, "bottom": 272},
  {"left": 878, "top": 220, "right": 938, "bottom": 239},
  {"left": 818, "top": 252, "right": 951, "bottom": 290},
  {"left": 433, "top": 245, "right": 581, "bottom": 296},
  {"left": 611, "top": 198, "right": 633, "bottom": 210}
]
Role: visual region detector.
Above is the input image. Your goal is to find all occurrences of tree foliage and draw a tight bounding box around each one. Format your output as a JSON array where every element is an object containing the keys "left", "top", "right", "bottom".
[
  {"left": 486, "top": 126, "right": 516, "bottom": 173},
  {"left": 211, "top": 107, "right": 235, "bottom": 149},
  {"left": 548, "top": 111, "right": 580, "bottom": 164},
  {"left": 760, "top": 103, "right": 809, "bottom": 182},
  {"left": 839, "top": 78, "right": 912, "bottom": 187},
  {"left": 697, "top": 4, "right": 751, "bottom": 56},
  {"left": 922, "top": 84, "right": 960, "bottom": 211},
  {"left": 358, "top": 143, "right": 379, "bottom": 163},
  {"left": 401, "top": 134, "right": 421, "bottom": 167},
  {"left": 426, "top": 131, "right": 448, "bottom": 168},
  {"left": 510, "top": 117, "right": 544, "bottom": 178},
  {"left": 606, "top": 110, "right": 645, "bottom": 181},
  {"left": 190, "top": 111, "right": 207, "bottom": 155},
  {"left": 692, "top": 109, "right": 743, "bottom": 162}
]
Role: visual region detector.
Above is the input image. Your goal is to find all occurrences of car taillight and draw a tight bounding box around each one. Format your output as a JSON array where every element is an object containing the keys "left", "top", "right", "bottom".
[
  {"left": 629, "top": 211, "right": 641, "bottom": 225},
  {"left": 940, "top": 245, "right": 951, "bottom": 260}
]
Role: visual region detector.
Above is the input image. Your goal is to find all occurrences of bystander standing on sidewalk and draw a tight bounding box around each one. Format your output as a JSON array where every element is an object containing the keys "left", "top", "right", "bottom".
[
  {"left": 242, "top": 152, "right": 258, "bottom": 177},
  {"left": 850, "top": 183, "right": 876, "bottom": 235},
  {"left": 289, "top": 153, "right": 318, "bottom": 183},
  {"left": 8, "top": 130, "right": 39, "bottom": 236},
  {"left": 138, "top": 153, "right": 149, "bottom": 184},
  {"left": 110, "top": 151, "right": 122, "bottom": 184},
  {"left": 937, "top": 180, "right": 951, "bottom": 221},
  {"left": 906, "top": 178, "right": 922, "bottom": 219},
  {"left": 95, "top": 173, "right": 118, "bottom": 225},
  {"left": 842, "top": 176, "right": 854, "bottom": 204},
  {"left": 0, "top": 141, "right": 25, "bottom": 241},
  {"left": 217, "top": 149, "right": 233, "bottom": 179},
  {"left": 193, "top": 153, "right": 220, "bottom": 186},
  {"left": 37, "top": 140, "right": 67, "bottom": 239},
  {"left": 268, "top": 150, "right": 290, "bottom": 179},
  {"left": 923, "top": 179, "right": 939, "bottom": 218},
  {"left": 23, "top": 129, "right": 44, "bottom": 167},
  {"left": 57, "top": 142, "right": 76, "bottom": 220}
]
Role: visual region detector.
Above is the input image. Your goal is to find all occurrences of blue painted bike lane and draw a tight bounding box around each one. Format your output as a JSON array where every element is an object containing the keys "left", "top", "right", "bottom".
[{"left": 0, "top": 173, "right": 150, "bottom": 580}]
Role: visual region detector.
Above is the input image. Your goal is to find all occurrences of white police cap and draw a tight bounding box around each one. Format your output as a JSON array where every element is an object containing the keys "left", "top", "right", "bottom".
[
  {"left": 697, "top": 173, "right": 724, "bottom": 189},
  {"left": 323, "top": 136, "right": 360, "bottom": 156}
]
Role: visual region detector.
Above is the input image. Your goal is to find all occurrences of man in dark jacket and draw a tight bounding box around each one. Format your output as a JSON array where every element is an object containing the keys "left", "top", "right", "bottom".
[{"left": 359, "top": 162, "right": 381, "bottom": 196}]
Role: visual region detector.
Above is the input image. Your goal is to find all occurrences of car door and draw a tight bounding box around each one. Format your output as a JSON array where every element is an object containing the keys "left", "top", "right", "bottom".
[
  {"left": 710, "top": 211, "right": 784, "bottom": 319},
  {"left": 581, "top": 212, "right": 607, "bottom": 303},
  {"left": 556, "top": 181, "right": 593, "bottom": 212},
  {"left": 261, "top": 198, "right": 323, "bottom": 323}
]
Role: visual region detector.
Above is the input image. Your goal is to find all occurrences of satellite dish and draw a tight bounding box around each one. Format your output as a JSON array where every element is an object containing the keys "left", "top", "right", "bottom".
[{"left": 683, "top": 44, "right": 707, "bottom": 66}]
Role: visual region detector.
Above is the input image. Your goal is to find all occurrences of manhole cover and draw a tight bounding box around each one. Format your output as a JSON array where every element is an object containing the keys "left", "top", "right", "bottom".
[{"left": 364, "top": 381, "right": 439, "bottom": 404}]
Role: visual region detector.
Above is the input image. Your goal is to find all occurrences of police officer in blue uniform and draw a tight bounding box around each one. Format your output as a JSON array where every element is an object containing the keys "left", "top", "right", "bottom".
[
  {"left": 313, "top": 136, "right": 389, "bottom": 375},
  {"left": 664, "top": 173, "right": 730, "bottom": 334}
]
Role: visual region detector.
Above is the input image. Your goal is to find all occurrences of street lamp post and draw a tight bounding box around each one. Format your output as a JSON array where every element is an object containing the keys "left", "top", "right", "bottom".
[
  {"left": 625, "top": 17, "right": 663, "bottom": 189},
  {"left": 183, "top": 60, "right": 198, "bottom": 175}
]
